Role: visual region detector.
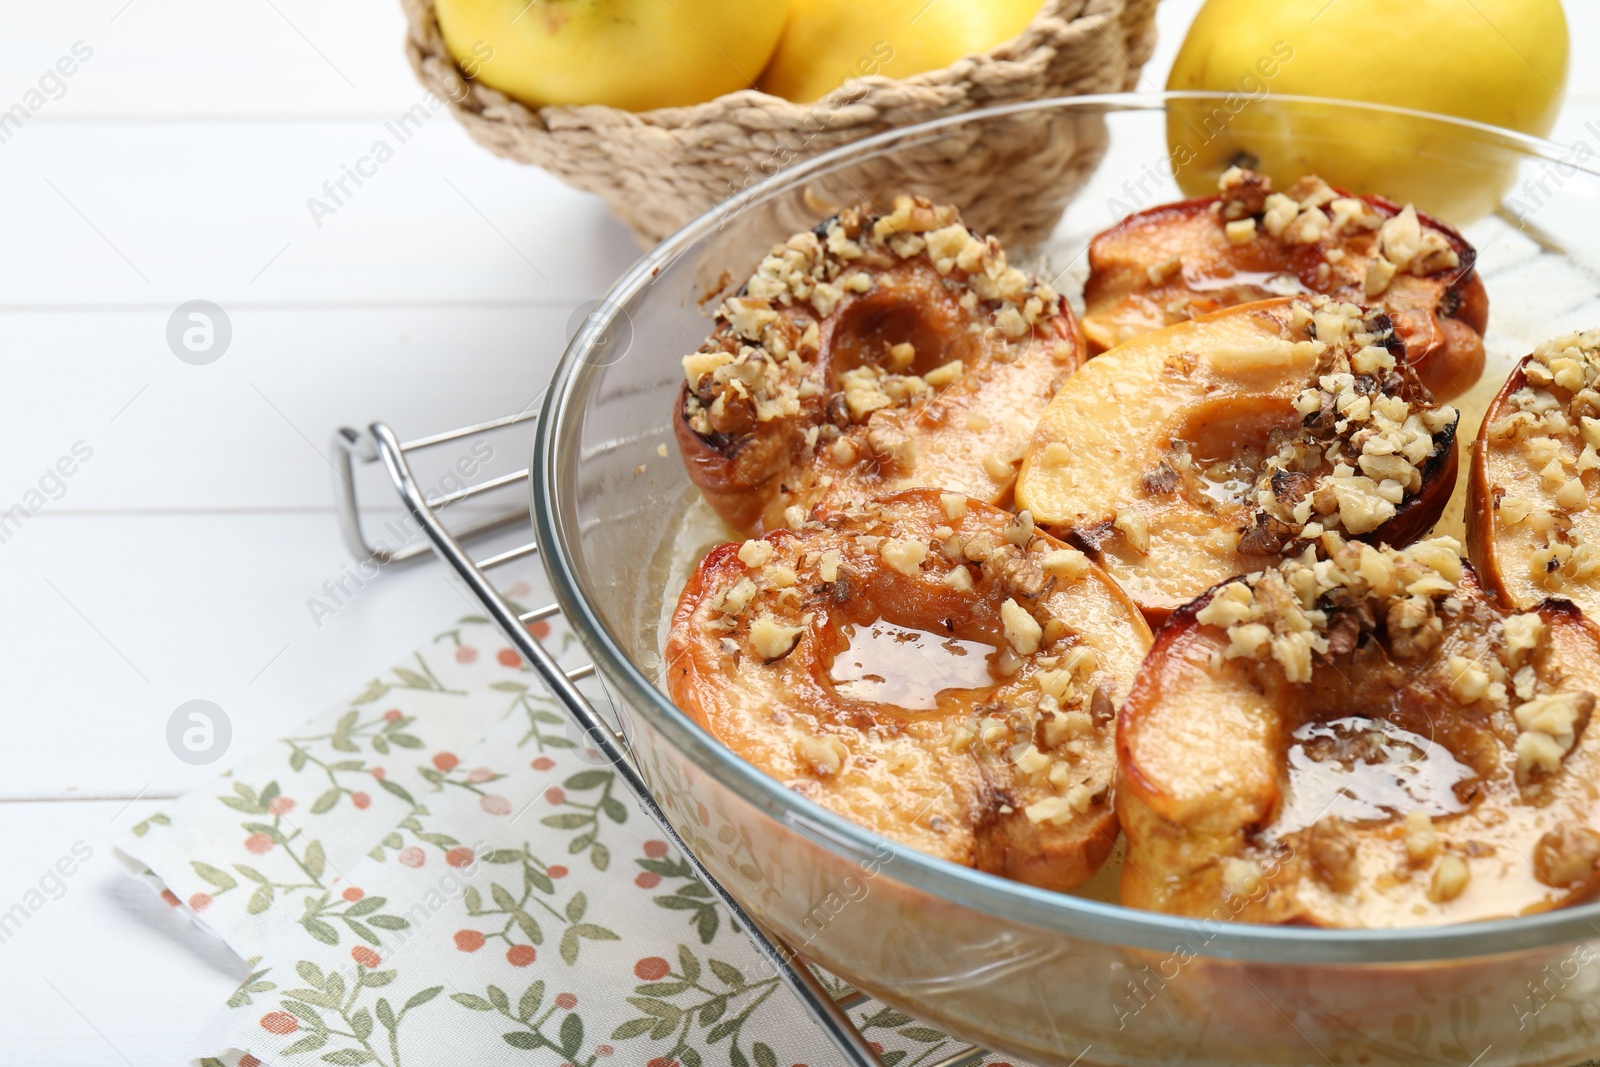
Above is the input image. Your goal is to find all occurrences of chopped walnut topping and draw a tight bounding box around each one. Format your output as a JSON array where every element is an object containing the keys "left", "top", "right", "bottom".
[
  {"left": 818, "top": 549, "right": 841, "bottom": 583},
  {"left": 716, "top": 577, "right": 758, "bottom": 617},
  {"left": 942, "top": 566, "right": 974, "bottom": 592},
  {"left": 1222, "top": 857, "right": 1266, "bottom": 898},
  {"left": 1210, "top": 170, "right": 1458, "bottom": 294},
  {"left": 1364, "top": 254, "right": 1398, "bottom": 298},
  {"left": 1205, "top": 296, "right": 1459, "bottom": 547},
  {"left": 1004, "top": 510, "right": 1035, "bottom": 547},
  {"left": 983, "top": 445, "right": 1021, "bottom": 482},
  {"left": 1404, "top": 811, "right": 1439, "bottom": 864},
  {"left": 738, "top": 539, "right": 774, "bottom": 568},
  {"left": 750, "top": 614, "right": 805, "bottom": 661},
  {"left": 1503, "top": 612, "right": 1546, "bottom": 660},
  {"left": 1534, "top": 826, "right": 1600, "bottom": 888},
  {"left": 1196, "top": 536, "right": 1465, "bottom": 683},
  {"left": 1306, "top": 817, "right": 1359, "bottom": 892},
  {"left": 1493, "top": 331, "right": 1600, "bottom": 591},
  {"left": 795, "top": 734, "right": 849, "bottom": 777},
  {"left": 1427, "top": 855, "right": 1470, "bottom": 903},
  {"left": 1225, "top": 218, "right": 1257, "bottom": 245},
  {"left": 1113, "top": 506, "right": 1150, "bottom": 554},
  {"left": 681, "top": 196, "right": 1064, "bottom": 462},
  {"left": 1024, "top": 795, "right": 1073, "bottom": 825},
  {"left": 879, "top": 537, "right": 928, "bottom": 576},
  {"left": 1041, "top": 548, "right": 1091, "bottom": 581},
  {"left": 1217, "top": 166, "right": 1270, "bottom": 220},
  {"left": 1001, "top": 598, "right": 1043, "bottom": 656},
  {"left": 1513, "top": 691, "right": 1593, "bottom": 784},
  {"left": 1447, "top": 655, "right": 1502, "bottom": 706}
]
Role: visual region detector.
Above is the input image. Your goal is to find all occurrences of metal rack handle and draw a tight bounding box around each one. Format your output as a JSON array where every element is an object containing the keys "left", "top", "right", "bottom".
[{"left": 333, "top": 413, "right": 989, "bottom": 1067}]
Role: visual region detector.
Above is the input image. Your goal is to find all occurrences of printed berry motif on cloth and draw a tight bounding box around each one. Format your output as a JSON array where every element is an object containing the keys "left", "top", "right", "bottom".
[{"left": 118, "top": 589, "right": 1029, "bottom": 1067}]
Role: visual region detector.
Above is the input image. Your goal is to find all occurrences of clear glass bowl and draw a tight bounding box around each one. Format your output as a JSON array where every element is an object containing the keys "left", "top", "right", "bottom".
[{"left": 534, "top": 94, "right": 1600, "bottom": 1066}]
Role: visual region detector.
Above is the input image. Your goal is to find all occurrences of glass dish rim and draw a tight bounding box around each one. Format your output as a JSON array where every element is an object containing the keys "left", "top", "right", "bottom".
[{"left": 534, "top": 91, "right": 1600, "bottom": 964}]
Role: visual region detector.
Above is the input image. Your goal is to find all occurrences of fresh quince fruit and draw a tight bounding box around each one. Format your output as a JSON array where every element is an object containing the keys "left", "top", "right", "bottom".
[
  {"left": 1165, "top": 0, "right": 1569, "bottom": 221},
  {"left": 758, "top": 0, "right": 1043, "bottom": 104},
  {"left": 436, "top": 0, "right": 787, "bottom": 112}
]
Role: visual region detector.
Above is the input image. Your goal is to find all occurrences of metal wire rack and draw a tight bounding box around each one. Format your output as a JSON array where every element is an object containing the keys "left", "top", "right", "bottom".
[{"left": 334, "top": 411, "right": 989, "bottom": 1067}]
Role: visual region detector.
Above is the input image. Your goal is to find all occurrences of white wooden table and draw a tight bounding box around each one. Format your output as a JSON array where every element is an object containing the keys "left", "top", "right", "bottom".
[{"left": 2, "top": 1, "right": 1595, "bottom": 1061}]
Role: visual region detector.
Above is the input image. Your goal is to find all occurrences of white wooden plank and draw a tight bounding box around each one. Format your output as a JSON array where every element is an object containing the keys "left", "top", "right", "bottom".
[
  {"left": 0, "top": 511, "right": 552, "bottom": 799},
  {"left": 0, "top": 121, "right": 638, "bottom": 307},
  {"left": 0, "top": 0, "right": 420, "bottom": 116},
  {"left": 0, "top": 799, "right": 245, "bottom": 1066},
  {"left": 0, "top": 305, "right": 590, "bottom": 511},
  {"left": 1567, "top": 1, "right": 1600, "bottom": 102},
  {"left": 1140, "top": 0, "right": 1203, "bottom": 91}
]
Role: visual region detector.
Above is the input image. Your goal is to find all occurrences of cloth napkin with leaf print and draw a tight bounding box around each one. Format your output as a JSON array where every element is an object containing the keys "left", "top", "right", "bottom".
[{"left": 117, "top": 571, "right": 1028, "bottom": 1067}]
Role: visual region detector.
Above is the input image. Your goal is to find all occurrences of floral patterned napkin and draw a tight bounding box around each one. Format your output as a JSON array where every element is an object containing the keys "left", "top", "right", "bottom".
[{"left": 117, "top": 573, "right": 1027, "bottom": 1067}]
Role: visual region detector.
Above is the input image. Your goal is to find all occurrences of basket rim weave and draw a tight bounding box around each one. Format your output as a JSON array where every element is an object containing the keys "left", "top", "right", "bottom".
[{"left": 403, "top": 0, "right": 1152, "bottom": 130}]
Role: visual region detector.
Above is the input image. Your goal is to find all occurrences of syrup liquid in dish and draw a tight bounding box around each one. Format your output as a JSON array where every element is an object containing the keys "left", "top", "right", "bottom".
[
  {"left": 829, "top": 621, "right": 995, "bottom": 712},
  {"left": 1184, "top": 268, "right": 1309, "bottom": 297},
  {"left": 1272, "top": 717, "right": 1474, "bottom": 839}
]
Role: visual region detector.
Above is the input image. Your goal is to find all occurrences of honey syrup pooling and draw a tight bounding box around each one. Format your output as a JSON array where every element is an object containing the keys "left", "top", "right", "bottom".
[{"left": 828, "top": 620, "right": 996, "bottom": 711}]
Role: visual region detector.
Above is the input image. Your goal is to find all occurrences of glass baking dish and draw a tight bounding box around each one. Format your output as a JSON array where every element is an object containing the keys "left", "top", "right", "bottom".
[{"left": 533, "top": 93, "right": 1600, "bottom": 1067}]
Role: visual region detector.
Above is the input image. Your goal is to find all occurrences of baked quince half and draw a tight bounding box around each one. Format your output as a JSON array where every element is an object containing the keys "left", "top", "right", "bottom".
[
  {"left": 664, "top": 488, "right": 1152, "bottom": 890},
  {"left": 675, "top": 196, "right": 1085, "bottom": 536},
  {"left": 1015, "top": 296, "right": 1460, "bottom": 624},
  {"left": 1083, "top": 167, "right": 1488, "bottom": 401},
  {"left": 1468, "top": 330, "right": 1600, "bottom": 619},
  {"left": 1119, "top": 536, "right": 1600, "bottom": 927}
]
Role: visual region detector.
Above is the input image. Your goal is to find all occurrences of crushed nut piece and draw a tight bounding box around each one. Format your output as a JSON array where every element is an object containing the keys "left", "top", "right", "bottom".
[
  {"left": 1404, "top": 811, "right": 1438, "bottom": 864},
  {"left": 1533, "top": 826, "right": 1600, "bottom": 888},
  {"left": 738, "top": 539, "right": 774, "bottom": 568},
  {"left": 1000, "top": 598, "right": 1042, "bottom": 655},
  {"left": 795, "top": 734, "right": 849, "bottom": 777},
  {"left": 749, "top": 614, "right": 805, "bottom": 661},
  {"left": 1427, "top": 855, "right": 1470, "bottom": 903}
]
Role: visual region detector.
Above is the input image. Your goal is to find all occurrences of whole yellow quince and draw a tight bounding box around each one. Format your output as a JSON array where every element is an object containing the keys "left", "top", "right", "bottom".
[
  {"left": 436, "top": 0, "right": 787, "bottom": 112},
  {"left": 1165, "top": 0, "right": 1569, "bottom": 221},
  {"left": 759, "top": 0, "right": 1044, "bottom": 104}
]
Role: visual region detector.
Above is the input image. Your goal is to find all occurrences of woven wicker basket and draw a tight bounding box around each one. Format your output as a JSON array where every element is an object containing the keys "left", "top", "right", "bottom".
[{"left": 402, "top": 0, "right": 1159, "bottom": 247}]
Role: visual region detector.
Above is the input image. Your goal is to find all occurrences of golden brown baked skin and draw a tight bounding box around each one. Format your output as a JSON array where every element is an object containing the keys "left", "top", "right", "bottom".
[
  {"left": 1015, "top": 296, "right": 1460, "bottom": 625},
  {"left": 1468, "top": 331, "right": 1600, "bottom": 620},
  {"left": 664, "top": 488, "right": 1152, "bottom": 891},
  {"left": 1119, "top": 536, "right": 1600, "bottom": 928},
  {"left": 1083, "top": 168, "right": 1488, "bottom": 402},
  {"left": 674, "top": 196, "right": 1085, "bottom": 536}
]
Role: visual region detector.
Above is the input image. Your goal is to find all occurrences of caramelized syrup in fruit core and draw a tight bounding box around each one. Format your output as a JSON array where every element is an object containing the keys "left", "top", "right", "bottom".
[
  {"left": 1184, "top": 269, "right": 1309, "bottom": 297},
  {"left": 1271, "top": 717, "right": 1475, "bottom": 838},
  {"left": 829, "top": 621, "right": 996, "bottom": 712},
  {"left": 1195, "top": 460, "right": 1255, "bottom": 510}
]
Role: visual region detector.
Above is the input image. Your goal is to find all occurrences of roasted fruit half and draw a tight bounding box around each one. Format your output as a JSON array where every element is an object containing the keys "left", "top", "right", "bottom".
[
  {"left": 1015, "top": 296, "right": 1460, "bottom": 624},
  {"left": 675, "top": 196, "right": 1085, "bottom": 536},
  {"left": 664, "top": 488, "right": 1152, "bottom": 891},
  {"left": 1119, "top": 536, "right": 1600, "bottom": 927},
  {"left": 1469, "top": 330, "right": 1600, "bottom": 619},
  {"left": 1083, "top": 167, "right": 1488, "bottom": 401}
]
